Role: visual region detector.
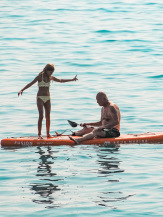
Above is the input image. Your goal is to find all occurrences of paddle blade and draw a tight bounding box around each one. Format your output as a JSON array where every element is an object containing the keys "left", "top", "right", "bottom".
[{"left": 67, "top": 120, "right": 78, "bottom": 127}]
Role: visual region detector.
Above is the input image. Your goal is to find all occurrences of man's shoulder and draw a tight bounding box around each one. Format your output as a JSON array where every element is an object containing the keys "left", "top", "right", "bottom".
[
  {"left": 103, "top": 104, "right": 115, "bottom": 112},
  {"left": 108, "top": 102, "right": 116, "bottom": 109},
  {"left": 109, "top": 103, "right": 120, "bottom": 114},
  {"left": 111, "top": 102, "right": 119, "bottom": 109}
]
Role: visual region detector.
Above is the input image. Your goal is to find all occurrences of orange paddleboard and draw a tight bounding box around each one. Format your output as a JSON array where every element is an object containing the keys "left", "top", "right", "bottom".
[{"left": 1, "top": 132, "right": 163, "bottom": 147}]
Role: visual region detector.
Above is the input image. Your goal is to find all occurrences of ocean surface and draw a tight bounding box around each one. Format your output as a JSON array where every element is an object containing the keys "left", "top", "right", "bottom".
[{"left": 0, "top": 0, "right": 163, "bottom": 216}]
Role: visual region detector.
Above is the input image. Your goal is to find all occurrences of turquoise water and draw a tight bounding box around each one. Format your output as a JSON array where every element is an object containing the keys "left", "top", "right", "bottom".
[{"left": 0, "top": 0, "right": 163, "bottom": 216}]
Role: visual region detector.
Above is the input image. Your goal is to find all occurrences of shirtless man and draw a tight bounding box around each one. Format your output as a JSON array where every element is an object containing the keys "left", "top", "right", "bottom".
[{"left": 69, "top": 92, "right": 121, "bottom": 144}]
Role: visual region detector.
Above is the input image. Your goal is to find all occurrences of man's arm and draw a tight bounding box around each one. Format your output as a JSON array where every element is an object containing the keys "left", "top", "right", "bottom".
[{"left": 81, "top": 120, "right": 102, "bottom": 127}]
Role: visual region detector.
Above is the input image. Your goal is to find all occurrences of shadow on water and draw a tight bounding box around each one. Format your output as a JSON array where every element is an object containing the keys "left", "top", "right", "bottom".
[{"left": 30, "top": 146, "right": 62, "bottom": 208}]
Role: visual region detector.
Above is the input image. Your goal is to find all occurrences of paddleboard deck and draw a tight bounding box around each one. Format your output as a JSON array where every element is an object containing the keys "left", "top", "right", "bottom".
[{"left": 1, "top": 132, "right": 163, "bottom": 147}]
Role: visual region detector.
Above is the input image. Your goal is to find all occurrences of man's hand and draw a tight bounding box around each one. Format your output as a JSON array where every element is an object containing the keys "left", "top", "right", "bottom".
[
  {"left": 97, "top": 126, "right": 105, "bottom": 131},
  {"left": 80, "top": 123, "right": 87, "bottom": 127}
]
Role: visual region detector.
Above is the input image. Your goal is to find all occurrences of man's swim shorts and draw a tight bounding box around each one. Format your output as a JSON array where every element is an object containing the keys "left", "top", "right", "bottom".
[{"left": 104, "top": 128, "right": 120, "bottom": 138}]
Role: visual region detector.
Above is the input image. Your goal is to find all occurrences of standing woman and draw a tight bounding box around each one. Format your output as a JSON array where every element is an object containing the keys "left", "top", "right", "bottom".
[{"left": 18, "top": 63, "right": 78, "bottom": 139}]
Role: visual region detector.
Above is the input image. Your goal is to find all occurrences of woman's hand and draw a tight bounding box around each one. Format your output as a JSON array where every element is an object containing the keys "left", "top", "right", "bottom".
[
  {"left": 73, "top": 75, "right": 78, "bottom": 81},
  {"left": 18, "top": 90, "right": 23, "bottom": 96}
]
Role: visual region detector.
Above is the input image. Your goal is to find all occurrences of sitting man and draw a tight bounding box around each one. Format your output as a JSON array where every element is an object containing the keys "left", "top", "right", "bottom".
[{"left": 69, "top": 91, "right": 121, "bottom": 144}]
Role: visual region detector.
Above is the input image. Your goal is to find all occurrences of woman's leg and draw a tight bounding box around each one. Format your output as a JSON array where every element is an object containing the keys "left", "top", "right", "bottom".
[
  {"left": 37, "top": 98, "right": 44, "bottom": 137},
  {"left": 44, "top": 100, "right": 51, "bottom": 137}
]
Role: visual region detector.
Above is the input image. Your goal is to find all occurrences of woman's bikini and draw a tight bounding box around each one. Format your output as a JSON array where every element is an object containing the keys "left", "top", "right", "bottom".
[{"left": 38, "top": 72, "right": 51, "bottom": 103}]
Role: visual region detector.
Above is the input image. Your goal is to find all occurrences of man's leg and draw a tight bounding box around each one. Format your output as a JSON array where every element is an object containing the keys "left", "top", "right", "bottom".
[
  {"left": 69, "top": 128, "right": 105, "bottom": 144},
  {"left": 72, "top": 127, "right": 94, "bottom": 136}
]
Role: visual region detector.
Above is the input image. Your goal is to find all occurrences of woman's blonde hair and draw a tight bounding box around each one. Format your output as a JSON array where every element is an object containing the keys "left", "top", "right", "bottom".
[
  {"left": 43, "top": 63, "right": 55, "bottom": 73},
  {"left": 39, "top": 63, "right": 55, "bottom": 78}
]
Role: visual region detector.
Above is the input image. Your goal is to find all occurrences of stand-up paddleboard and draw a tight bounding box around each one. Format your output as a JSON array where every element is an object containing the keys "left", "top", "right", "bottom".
[{"left": 1, "top": 132, "right": 163, "bottom": 147}]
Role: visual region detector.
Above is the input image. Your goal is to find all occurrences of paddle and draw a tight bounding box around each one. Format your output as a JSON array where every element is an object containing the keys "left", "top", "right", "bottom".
[
  {"left": 54, "top": 129, "right": 74, "bottom": 136},
  {"left": 67, "top": 120, "right": 88, "bottom": 128},
  {"left": 55, "top": 120, "right": 91, "bottom": 137},
  {"left": 68, "top": 120, "right": 80, "bottom": 127},
  {"left": 54, "top": 120, "right": 81, "bottom": 136}
]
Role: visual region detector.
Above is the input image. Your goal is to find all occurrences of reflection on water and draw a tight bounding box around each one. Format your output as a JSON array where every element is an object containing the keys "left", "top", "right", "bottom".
[
  {"left": 97, "top": 146, "right": 123, "bottom": 176},
  {"left": 1, "top": 0, "right": 163, "bottom": 214},
  {"left": 29, "top": 145, "right": 134, "bottom": 209},
  {"left": 96, "top": 146, "right": 133, "bottom": 208},
  {"left": 30, "top": 146, "right": 61, "bottom": 208}
]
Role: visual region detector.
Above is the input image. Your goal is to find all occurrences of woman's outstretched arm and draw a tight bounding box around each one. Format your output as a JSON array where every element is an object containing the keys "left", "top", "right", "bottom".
[
  {"left": 51, "top": 75, "right": 78, "bottom": 83},
  {"left": 18, "top": 76, "right": 38, "bottom": 96}
]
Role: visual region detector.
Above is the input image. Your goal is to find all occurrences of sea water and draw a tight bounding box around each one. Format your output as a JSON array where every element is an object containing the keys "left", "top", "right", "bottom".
[{"left": 0, "top": 0, "right": 163, "bottom": 216}]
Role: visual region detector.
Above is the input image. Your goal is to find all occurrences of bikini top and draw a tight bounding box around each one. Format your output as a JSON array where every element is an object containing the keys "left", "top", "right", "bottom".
[{"left": 38, "top": 72, "right": 51, "bottom": 87}]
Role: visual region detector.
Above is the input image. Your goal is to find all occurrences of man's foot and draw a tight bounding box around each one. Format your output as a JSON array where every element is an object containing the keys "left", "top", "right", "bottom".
[
  {"left": 38, "top": 135, "right": 43, "bottom": 140},
  {"left": 71, "top": 132, "right": 76, "bottom": 136},
  {"left": 68, "top": 136, "right": 80, "bottom": 145}
]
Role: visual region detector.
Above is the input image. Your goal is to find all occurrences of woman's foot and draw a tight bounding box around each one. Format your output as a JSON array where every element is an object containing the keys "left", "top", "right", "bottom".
[
  {"left": 47, "top": 134, "right": 53, "bottom": 138},
  {"left": 38, "top": 135, "right": 43, "bottom": 139}
]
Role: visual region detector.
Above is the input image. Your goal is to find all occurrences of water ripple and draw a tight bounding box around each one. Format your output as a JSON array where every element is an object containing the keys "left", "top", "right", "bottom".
[{"left": 1, "top": 0, "right": 163, "bottom": 216}]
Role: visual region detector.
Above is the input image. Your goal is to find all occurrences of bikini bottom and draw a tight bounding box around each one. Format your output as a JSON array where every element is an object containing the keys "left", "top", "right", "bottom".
[{"left": 37, "top": 96, "right": 50, "bottom": 104}]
